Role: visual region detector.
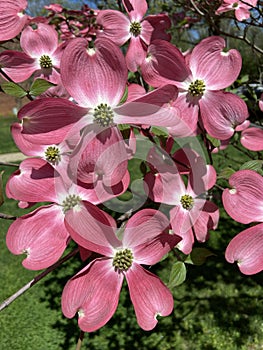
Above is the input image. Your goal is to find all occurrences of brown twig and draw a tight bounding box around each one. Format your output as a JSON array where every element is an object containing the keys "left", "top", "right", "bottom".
[{"left": 0, "top": 247, "right": 79, "bottom": 312}]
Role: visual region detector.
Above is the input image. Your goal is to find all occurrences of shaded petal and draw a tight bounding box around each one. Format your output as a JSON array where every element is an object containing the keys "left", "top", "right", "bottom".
[
  {"left": 170, "top": 206, "right": 194, "bottom": 254},
  {"left": 20, "top": 23, "right": 58, "bottom": 57},
  {"left": 126, "top": 263, "right": 174, "bottom": 331},
  {"left": 64, "top": 201, "right": 120, "bottom": 255},
  {"left": 222, "top": 170, "right": 263, "bottom": 224},
  {"left": 141, "top": 40, "right": 190, "bottom": 87},
  {"left": 134, "top": 232, "right": 181, "bottom": 265},
  {"left": 96, "top": 9, "right": 130, "bottom": 45},
  {"left": 68, "top": 126, "right": 128, "bottom": 188},
  {"left": 200, "top": 91, "right": 249, "bottom": 140},
  {"left": 191, "top": 201, "right": 219, "bottom": 242},
  {"left": 61, "top": 37, "right": 127, "bottom": 107},
  {"left": 17, "top": 98, "right": 87, "bottom": 144},
  {"left": 6, "top": 204, "right": 68, "bottom": 270},
  {"left": 114, "top": 85, "right": 180, "bottom": 127},
  {"left": 123, "top": 209, "right": 170, "bottom": 247},
  {"left": 190, "top": 36, "right": 242, "bottom": 89},
  {"left": 225, "top": 223, "right": 263, "bottom": 275},
  {"left": 0, "top": 50, "right": 37, "bottom": 82},
  {"left": 6, "top": 158, "right": 58, "bottom": 203},
  {"left": 241, "top": 127, "right": 263, "bottom": 151},
  {"left": 142, "top": 14, "right": 171, "bottom": 43},
  {"left": 62, "top": 258, "right": 123, "bottom": 332},
  {"left": 123, "top": 0, "right": 147, "bottom": 21},
  {"left": 126, "top": 36, "right": 146, "bottom": 72},
  {"left": 0, "top": 0, "right": 28, "bottom": 41}
]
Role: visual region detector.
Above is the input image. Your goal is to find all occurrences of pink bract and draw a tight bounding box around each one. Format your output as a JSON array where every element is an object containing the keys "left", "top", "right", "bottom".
[
  {"left": 216, "top": 0, "right": 257, "bottom": 21},
  {"left": 222, "top": 169, "right": 263, "bottom": 224},
  {"left": 0, "top": 0, "right": 28, "bottom": 41},
  {"left": 96, "top": 0, "right": 171, "bottom": 71},
  {"left": 62, "top": 208, "right": 180, "bottom": 331},
  {"left": 140, "top": 36, "right": 247, "bottom": 139},
  {"left": 225, "top": 223, "right": 263, "bottom": 275}
]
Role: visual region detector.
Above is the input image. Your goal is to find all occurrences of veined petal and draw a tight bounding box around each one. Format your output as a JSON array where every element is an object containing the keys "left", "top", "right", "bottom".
[
  {"left": 225, "top": 223, "right": 263, "bottom": 275},
  {"left": 20, "top": 23, "right": 58, "bottom": 57},
  {"left": 0, "top": 50, "right": 37, "bottom": 83},
  {"left": 190, "top": 200, "right": 219, "bottom": 242},
  {"left": 170, "top": 206, "right": 194, "bottom": 254},
  {"left": 62, "top": 258, "right": 123, "bottom": 332},
  {"left": 200, "top": 91, "right": 249, "bottom": 140},
  {"left": 0, "top": 0, "right": 28, "bottom": 41},
  {"left": 17, "top": 98, "right": 87, "bottom": 144},
  {"left": 6, "top": 204, "right": 68, "bottom": 270},
  {"left": 222, "top": 170, "right": 263, "bottom": 224},
  {"left": 241, "top": 127, "right": 263, "bottom": 151},
  {"left": 68, "top": 126, "right": 128, "bottom": 188},
  {"left": 96, "top": 9, "right": 130, "bottom": 45},
  {"left": 114, "top": 85, "right": 180, "bottom": 127},
  {"left": 6, "top": 158, "right": 58, "bottom": 203},
  {"left": 134, "top": 232, "right": 181, "bottom": 265},
  {"left": 123, "top": 209, "right": 170, "bottom": 247},
  {"left": 142, "top": 14, "right": 171, "bottom": 42},
  {"left": 126, "top": 263, "right": 174, "bottom": 331},
  {"left": 141, "top": 40, "right": 190, "bottom": 87},
  {"left": 123, "top": 0, "right": 147, "bottom": 21},
  {"left": 64, "top": 201, "right": 120, "bottom": 255},
  {"left": 189, "top": 36, "right": 242, "bottom": 90},
  {"left": 61, "top": 38, "right": 127, "bottom": 107},
  {"left": 126, "top": 36, "right": 146, "bottom": 72}
]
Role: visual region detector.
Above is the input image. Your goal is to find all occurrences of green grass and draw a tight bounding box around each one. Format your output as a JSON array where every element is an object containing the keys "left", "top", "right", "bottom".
[
  {"left": 0, "top": 116, "right": 20, "bottom": 154},
  {"left": 1, "top": 123, "right": 263, "bottom": 349}
]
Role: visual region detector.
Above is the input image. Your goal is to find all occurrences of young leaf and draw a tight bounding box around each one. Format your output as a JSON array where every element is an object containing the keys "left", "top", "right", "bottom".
[
  {"left": 239, "top": 160, "right": 263, "bottom": 175},
  {"left": 29, "top": 79, "right": 56, "bottom": 96},
  {"left": 168, "top": 261, "right": 186, "bottom": 288},
  {"left": 217, "top": 167, "right": 236, "bottom": 180},
  {"left": 190, "top": 247, "right": 215, "bottom": 266},
  {"left": 1, "top": 82, "right": 27, "bottom": 98}
]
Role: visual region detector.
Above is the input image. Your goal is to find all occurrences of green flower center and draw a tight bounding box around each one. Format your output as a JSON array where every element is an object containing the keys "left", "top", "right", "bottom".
[
  {"left": 130, "top": 21, "right": 142, "bottom": 36},
  {"left": 188, "top": 79, "right": 206, "bottom": 97},
  {"left": 112, "top": 248, "right": 133, "bottom": 272},
  {"left": 93, "top": 103, "right": 114, "bottom": 127},
  {"left": 180, "top": 194, "right": 194, "bottom": 210},
  {"left": 45, "top": 146, "right": 61, "bottom": 165},
  {"left": 232, "top": 2, "right": 239, "bottom": 8},
  {"left": 62, "top": 194, "right": 81, "bottom": 213},
  {"left": 39, "top": 54, "right": 53, "bottom": 69}
]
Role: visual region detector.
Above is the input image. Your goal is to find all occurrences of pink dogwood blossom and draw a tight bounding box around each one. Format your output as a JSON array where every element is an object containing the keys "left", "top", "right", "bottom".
[
  {"left": 216, "top": 0, "right": 258, "bottom": 21},
  {"left": 144, "top": 147, "right": 219, "bottom": 253},
  {"left": 13, "top": 37, "right": 180, "bottom": 145},
  {"left": 1, "top": 23, "right": 64, "bottom": 83},
  {"left": 141, "top": 36, "right": 248, "bottom": 139},
  {"left": 223, "top": 170, "right": 263, "bottom": 275},
  {"left": 62, "top": 208, "right": 181, "bottom": 331},
  {"left": 96, "top": 0, "right": 171, "bottom": 71},
  {"left": 0, "top": 0, "right": 28, "bottom": 41},
  {"left": 5, "top": 158, "right": 124, "bottom": 270}
]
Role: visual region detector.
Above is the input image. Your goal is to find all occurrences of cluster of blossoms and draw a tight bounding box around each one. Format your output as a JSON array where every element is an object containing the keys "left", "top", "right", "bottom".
[
  {"left": 216, "top": 0, "right": 258, "bottom": 21},
  {"left": 0, "top": 0, "right": 262, "bottom": 334}
]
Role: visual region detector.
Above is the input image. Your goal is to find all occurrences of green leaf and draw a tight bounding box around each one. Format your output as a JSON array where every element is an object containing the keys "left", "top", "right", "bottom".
[
  {"left": 217, "top": 167, "right": 236, "bottom": 180},
  {"left": 168, "top": 261, "right": 187, "bottom": 288},
  {"left": 206, "top": 134, "right": 221, "bottom": 148},
  {"left": 1, "top": 82, "right": 27, "bottom": 98},
  {"left": 239, "top": 160, "right": 263, "bottom": 175},
  {"left": 29, "top": 79, "right": 56, "bottom": 96},
  {"left": 189, "top": 247, "right": 215, "bottom": 266},
  {"left": 119, "top": 86, "right": 128, "bottom": 104},
  {"left": 150, "top": 126, "right": 169, "bottom": 137}
]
